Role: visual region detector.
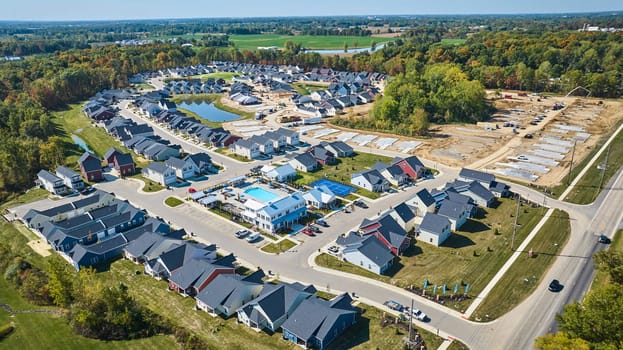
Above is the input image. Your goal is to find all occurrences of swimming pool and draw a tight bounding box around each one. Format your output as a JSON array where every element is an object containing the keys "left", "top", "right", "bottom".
[{"left": 244, "top": 187, "right": 280, "bottom": 202}]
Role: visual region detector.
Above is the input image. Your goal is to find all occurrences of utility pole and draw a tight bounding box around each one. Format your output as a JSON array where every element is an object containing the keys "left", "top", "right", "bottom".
[
  {"left": 408, "top": 299, "right": 414, "bottom": 342},
  {"left": 566, "top": 140, "right": 577, "bottom": 185},
  {"left": 596, "top": 144, "right": 611, "bottom": 199},
  {"left": 511, "top": 194, "right": 521, "bottom": 251}
]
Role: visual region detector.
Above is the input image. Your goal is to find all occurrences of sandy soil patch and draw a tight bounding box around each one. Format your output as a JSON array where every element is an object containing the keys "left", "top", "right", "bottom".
[{"left": 27, "top": 239, "right": 52, "bottom": 257}]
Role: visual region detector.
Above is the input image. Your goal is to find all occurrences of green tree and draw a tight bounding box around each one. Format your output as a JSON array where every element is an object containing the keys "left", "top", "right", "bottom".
[
  {"left": 534, "top": 332, "right": 590, "bottom": 350},
  {"left": 46, "top": 255, "right": 75, "bottom": 307},
  {"left": 594, "top": 250, "right": 623, "bottom": 285}
]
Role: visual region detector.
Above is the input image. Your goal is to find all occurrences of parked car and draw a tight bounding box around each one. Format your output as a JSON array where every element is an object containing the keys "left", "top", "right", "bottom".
[
  {"left": 235, "top": 229, "right": 250, "bottom": 238},
  {"left": 188, "top": 187, "right": 197, "bottom": 193},
  {"left": 354, "top": 200, "right": 368, "bottom": 209},
  {"left": 308, "top": 225, "right": 321, "bottom": 233},
  {"left": 246, "top": 231, "right": 260, "bottom": 242},
  {"left": 524, "top": 133, "right": 533, "bottom": 139},
  {"left": 301, "top": 228, "right": 314, "bottom": 237},
  {"left": 315, "top": 219, "right": 329, "bottom": 227},
  {"left": 598, "top": 234, "right": 611, "bottom": 244},
  {"left": 548, "top": 279, "right": 563, "bottom": 292},
  {"left": 383, "top": 300, "right": 403, "bottom": 312},
  {"left": 80, "top": 186, "right": 95, "bottom": 195},
  {"left": 327, "top": 246, "right": 339, "bottom": 255}
]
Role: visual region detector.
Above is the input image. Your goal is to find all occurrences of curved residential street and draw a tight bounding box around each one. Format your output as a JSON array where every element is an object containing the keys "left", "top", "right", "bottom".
[{"left": 67, "top": 94, "right": 623, "bottom": 349}]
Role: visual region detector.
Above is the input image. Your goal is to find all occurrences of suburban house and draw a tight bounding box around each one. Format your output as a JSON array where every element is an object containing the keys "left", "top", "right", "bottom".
[
  {"left": 22, "top": 190, "right": 116, "bottom": 230},
  {"left": 339, "top": 234, "right": 395, "bottom": 275},
  {"left": 168, "top": 254, "right": 236, "bottom": 296},
  {"left": 55, "top": 166, "right": 85, "bottom": 191},
  {"left": 123, "top": 232, "right": 184, "bottom": 264},
  {"left": 248, "top": 135, "right": 275, "bottom": 155},
  {"left": 77, "top": 151, "right": 103, "bottom": 182},
  {"left": 302, "top": 185, "right": 336, "bottom": 209},
  {"left": 165, "top": 157, "right": 195, "bottom": 180},
  {"left": 195, "top": 270, "right": 266, "bottom": 317},
  {"left": 359, "top": 213, "right": 410, "bottom": 255},
  {"left": 184, "top": 153, "right": 216, "bottom": 175},
  {"left": 307, "top": 145, "right": 336, "bottom": 166},
  {"left": 459, "top": 168, "right": 510, "bottom": 198},
  {"left": 231, "top": 139, "right": 260, "bottom": 159},
  {"left": 144, "top": 242, "right": 217, "bottom": 280},
  {"left": 321, "top": 141, "right": 354, "bottom": 158},
  {"left": 113, "top": 152, "right": 136, "bottom": 176},
  {"left": 417, "top": 213, "right": 452, "bottom": 247},
  {"left": 446, "top": 190, "right": 477, "bottom": 217},
  {"left": 281, "top": 293, "right": 357, "bottom": 350},
  {"left": 141, "top": 162, "right": 177, "bottom": 186},
  {"left": 274, "top": 127, "right": 300, "bottom": 146},
  {"left": 407, "top": 189, "right": 436, "bottom": 217},
  {"left": 351, "top": 169, "right": 390, "bottom": 193},
  {"left": 436, "top": 200, "right": 470, "bottom": 231},
  {"left": 242, "top": 192, "right": 307, "bottom": 233},
  {"left": 289, "top": 153, "right": 320, "bottom": 172},
  {"left": 37, "top": 170, "right": 67, "bottom": 195},
  {"left": 261, "top": 130, "right": 287, "bottom": 150},
  {"left": 261, "top": 164, "right": 296, "bottom": 183},
  {"left": 237, "top": 282, "right": 316, "bottom": 332},
  {"left": 69, "top": 234, "right": 128, "bottom": 270},
  {"left": 104, "top": 147, "right": 124, "bottom": 166},
  {"left": 373, "top": 163, "right": 409, "bottom": 187},
  {"left": 388, "top": 203, "right": 417, "bottom": 232},
  {"left": 142, "top": 142, "right": 180, "bottom": 161},
  {"left": 464, "top": 181, "right": 496, "bottom": 208},
  {"left": 392, "top": 156, "right": 426, "bottom": 180}
]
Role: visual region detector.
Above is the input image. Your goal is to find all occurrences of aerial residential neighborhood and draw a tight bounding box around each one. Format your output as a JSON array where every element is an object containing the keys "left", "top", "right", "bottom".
[{"left": 1, "top": 3, "right": 622, "bottom": 350}]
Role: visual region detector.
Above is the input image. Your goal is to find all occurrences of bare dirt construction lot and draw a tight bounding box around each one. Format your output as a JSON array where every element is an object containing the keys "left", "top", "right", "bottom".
[{"left": 415, "top": 92, "right": 623, "bottom": 186}]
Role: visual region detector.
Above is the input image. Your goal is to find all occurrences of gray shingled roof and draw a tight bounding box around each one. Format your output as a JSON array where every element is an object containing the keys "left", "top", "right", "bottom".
[
  {"left": 459, "top": 168, "right": 495, "bottom": 185},
  {"left": 415, "top": 189, "right": 436, "bottom": 206},
  {"left": 352, "top": 235, "right": 395, "bottom": 267},
  {"left": 437, "top": 200, "right": 468, "bottom": 220},
  {"left": 37, "top": 170, "right": 62, "bottom": 183},
  {"left": 55, "top": 166, "right": 80, "bottom": 179},
  {"left": 467, "top": 181, "right": 495, "bottom": 202},
  {"left": 419, "top": 213, "right": 451, "bottom": 234}
]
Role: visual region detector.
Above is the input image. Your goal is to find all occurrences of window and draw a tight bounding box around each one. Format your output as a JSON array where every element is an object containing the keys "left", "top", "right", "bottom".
[{"left": 429, "top": 238, "right": 433, "bottom": 243}]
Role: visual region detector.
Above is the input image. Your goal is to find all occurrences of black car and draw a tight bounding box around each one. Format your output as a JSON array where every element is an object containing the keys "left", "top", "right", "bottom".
[
  {"left": 598, "top": 234, "right": 611, "bottom": 244},
  {"left": 354, "top": 200, "right": 368, "bottom": 209},
  {"left": 548, "top": 279, "right": 563, "bottom": 292},
  {"left": 80, "top": 186, "right": 95, "bottom": 195},
  {"left": 315, "top": 219, "right": 329, "bottom": 227}
]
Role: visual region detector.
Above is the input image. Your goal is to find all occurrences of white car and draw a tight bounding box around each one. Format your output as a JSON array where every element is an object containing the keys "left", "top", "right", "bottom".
[
  {"left": 246, "top": 231, "right": 261, "bottom": 242},
  {"left": 403, "top": 307, "right": 427, "bottom": 321}
]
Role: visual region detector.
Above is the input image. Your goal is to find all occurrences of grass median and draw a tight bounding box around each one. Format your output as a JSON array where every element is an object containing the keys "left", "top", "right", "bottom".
[
  {"left": 470, "top": 209, "right": 571, "bottom": 321},
  {"left": 164, "top": 197, "right": 184, "bottom": 207},
  {"left": 260, "top": 239, "right": 297, "bottom": 254}
]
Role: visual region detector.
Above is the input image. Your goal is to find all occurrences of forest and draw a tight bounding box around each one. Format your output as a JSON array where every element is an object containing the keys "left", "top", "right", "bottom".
[{"left": 1, "top": 13, "right": 623, "bottom": 200}]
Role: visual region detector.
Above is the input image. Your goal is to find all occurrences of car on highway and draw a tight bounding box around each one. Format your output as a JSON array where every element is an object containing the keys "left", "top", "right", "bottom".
[
  {"left": 246, "top": 231, "right": 260, "bottom": 242},
  {"left": 548, "top": 279, "right": 563, "bottom": 292},
  {"left": 383, "top": 300, "right": 403, "bottom": 312},
  {"left": 235, "top": 229, "right": 250, "bottom": 238},
  {"left": 598, "top": 234, "right": 611, "bottom": 244},
  {"left": 315, "top": 218, "right": 329, "bottom": 227},
  {"left": 353, "top": 200, "right": 368, "bottom": 209}
]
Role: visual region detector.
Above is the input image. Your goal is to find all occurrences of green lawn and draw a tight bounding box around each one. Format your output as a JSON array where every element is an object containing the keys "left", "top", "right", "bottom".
[
  {"left": 198, "top": 72, "right": 241, "bottom": 82},
  {"left": 130, "top": 83, "right": 156, "bottom": 90},
  {"left": 229, "top": 34, "right": 393, "bottom": 51},
  {"left": 51, "top": 103, "right": 145, "bottom": 167},
  {"left": 260, "top": 239, "right": 297, "bottom": 254},
  {"left": 293, "top": 152, "right": 391, "bottom": 199},
  {"left": 164, "top": 197, "right": 184, "bottom": 207},
  {"left": 471, "top": 209, "right": 571, "bottom": 321},
  {"left": 447, "top": 339, "right": 470, "bottom": 350},
  {"left": 130, "top": 174, "right": 165, "bottom": 192},
  {"left": 213, "top": 147, "right": 254, "bottom": 162},
  {"left": 591, "top": 229, "right": 623, "bottom": 290},
  {"left": 292, "top": 82, "right": 329, "bottom": 95},
  {"left": 1, "top": 187, "right": 49, "bottom": 211},
  {"left": 318, "top": 198, "right": 547, "bottom": 312}
]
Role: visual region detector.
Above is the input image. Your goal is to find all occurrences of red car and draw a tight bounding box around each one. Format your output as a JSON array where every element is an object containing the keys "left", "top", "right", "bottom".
[
  {"left": 301, "top": 228, "right": 314, "bottom": 237},
  {"left": 188, "top": 188, "right": 197, "bottom": 193}
]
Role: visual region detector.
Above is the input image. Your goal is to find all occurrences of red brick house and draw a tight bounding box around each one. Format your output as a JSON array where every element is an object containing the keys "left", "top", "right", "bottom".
[
  {"left": 114, "top": 153, "right": 135, "bottom": 176},
  {"left": 77, "top": 152, "right": 103, "bottom": 182}
]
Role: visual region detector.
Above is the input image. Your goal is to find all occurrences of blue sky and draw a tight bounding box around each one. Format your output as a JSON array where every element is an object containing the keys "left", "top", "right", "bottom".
[{"left": 2, "top": 0, "right": 621, "bottom": 21}]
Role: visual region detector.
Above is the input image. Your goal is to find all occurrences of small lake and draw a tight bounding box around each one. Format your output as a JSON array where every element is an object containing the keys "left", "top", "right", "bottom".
[
  {"left": 71, "top": 134, "right": 91, "bottom": 152},
  {"left": 178, "top": 99, "right": 241, "bottom": 122},
  {"left": 305, "top": 43, "right": 386, "bottom": 55}
]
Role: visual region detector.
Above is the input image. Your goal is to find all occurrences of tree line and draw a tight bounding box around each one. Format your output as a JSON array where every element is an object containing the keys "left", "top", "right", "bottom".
[{"left": 0, "top": 240, "right": 208, "bottom": 349}]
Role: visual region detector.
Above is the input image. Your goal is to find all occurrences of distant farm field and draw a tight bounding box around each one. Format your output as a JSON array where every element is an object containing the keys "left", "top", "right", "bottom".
[{"left": 229, "top": 34, "right": 393, "bottom": 50}]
